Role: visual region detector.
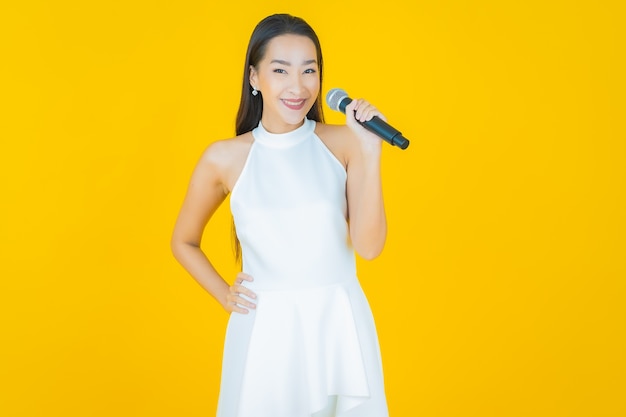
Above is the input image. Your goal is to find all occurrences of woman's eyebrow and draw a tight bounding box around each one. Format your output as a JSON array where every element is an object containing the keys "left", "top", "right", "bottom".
[{"left": 270, "top": 59, "right": 318, "bottom": 66}]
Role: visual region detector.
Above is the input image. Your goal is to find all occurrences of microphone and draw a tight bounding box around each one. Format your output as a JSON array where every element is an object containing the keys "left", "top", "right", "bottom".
[{"left": 326, "top": 88, "right": 409, "bottom": 150}]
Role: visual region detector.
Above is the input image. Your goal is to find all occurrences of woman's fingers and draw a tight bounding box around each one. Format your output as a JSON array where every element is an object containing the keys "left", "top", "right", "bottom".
[
  {"left": 354, "top": 100, "right": 373, "bottom": 122},
  {"left": 346, "top": 98, "right": 387, "bottom": 123},
  {"left": 229, "top": 284, "right": 256, "bottom": 304},
  {"left": 228, "top": 301, "right": 250, "bottom": 314},
  {"left": 226, "top": 292, "right": 256, "bottom": 313},
  {"left": 234, "top": 273, "right": 257, "bottom": 300},
  {"left": 236, "top": 272, "right": 254, "bottom": 283},
  {"left": 227, "top": 273, "right": 257, "bottom": 314},
  {"left": 229, "top": 295, "right": 256, "bottom": 312},
  {"left": 344, "top": 98, "right": 387, "bottom": 151}
]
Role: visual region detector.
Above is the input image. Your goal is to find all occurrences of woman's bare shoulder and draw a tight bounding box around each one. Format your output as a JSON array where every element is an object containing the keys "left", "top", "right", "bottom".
[
  {"left": 314, "top": 122, "right": 355, "bottom": 168},
  {"left": 315, "top": 122, "right": 351, "bottom": 138},
  {"left": 199, "top": 132, "right": 254, "bottom": 193},
  {"left": 202, "top": 133, "right": 253, "bottom": 164}
]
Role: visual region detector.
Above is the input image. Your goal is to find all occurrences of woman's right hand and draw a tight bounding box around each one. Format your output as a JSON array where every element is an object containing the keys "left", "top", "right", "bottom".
[{"left": 224, "top": 272, "right": 257, "bottom": 314}]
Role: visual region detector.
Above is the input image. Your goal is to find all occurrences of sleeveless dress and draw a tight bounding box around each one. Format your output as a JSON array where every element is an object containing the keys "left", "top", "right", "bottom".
[{"left": 217, "top": 118, "right": 389, "bottom": 417}]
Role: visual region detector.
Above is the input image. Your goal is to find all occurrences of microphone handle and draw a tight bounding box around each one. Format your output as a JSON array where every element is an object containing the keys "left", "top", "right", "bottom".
[{"left": 338, "top": 97, "right": 409, "bottom": 149}]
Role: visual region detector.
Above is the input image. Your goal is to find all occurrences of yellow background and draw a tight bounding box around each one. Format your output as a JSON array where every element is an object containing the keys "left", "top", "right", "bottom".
[{"left": 1, "top": 1, "right": 624, "bottom": 416}]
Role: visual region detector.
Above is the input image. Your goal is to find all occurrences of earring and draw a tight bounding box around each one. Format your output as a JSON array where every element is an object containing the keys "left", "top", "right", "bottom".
[{"left": 252, "top": 88, "right": 258, "bottom": 96}]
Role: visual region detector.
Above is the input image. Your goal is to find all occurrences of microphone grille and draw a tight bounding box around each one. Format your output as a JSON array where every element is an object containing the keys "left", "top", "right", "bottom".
[{"left": 325, "top": 88, "right": 348, "bottom": 112}]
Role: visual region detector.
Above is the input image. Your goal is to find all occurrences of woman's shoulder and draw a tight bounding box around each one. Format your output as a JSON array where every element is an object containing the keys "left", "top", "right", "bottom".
[
  {"left": 194, "top": 133, "right": 254, "bottom": 193},
  {"left": 314, "top": 122, "right": 350, "bottom": 139},
  {"left": 201, "top": 132, "right": 254, "bottom": 167},
  {"left": 314, "top": 122, "right": 357, "bottom": 168}
]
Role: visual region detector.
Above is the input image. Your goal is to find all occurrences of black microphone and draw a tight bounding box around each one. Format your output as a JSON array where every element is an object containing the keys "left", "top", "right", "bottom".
[{"left": 326, "top": 88, "right": 409, "bottom": 150}]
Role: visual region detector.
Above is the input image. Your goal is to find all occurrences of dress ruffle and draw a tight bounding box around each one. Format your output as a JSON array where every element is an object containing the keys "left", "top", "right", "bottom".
[{"left": 217, "top": 280, "right": 386, "bottom": 417}]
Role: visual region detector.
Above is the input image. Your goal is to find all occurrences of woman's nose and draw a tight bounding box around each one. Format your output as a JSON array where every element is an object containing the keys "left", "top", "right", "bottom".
[{"left": 288, "top": 74, "right": 305, "bottom": 95}]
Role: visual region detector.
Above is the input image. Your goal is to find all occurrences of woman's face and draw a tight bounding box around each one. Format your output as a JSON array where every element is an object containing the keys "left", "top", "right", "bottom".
[{"left": 250, "top": 34, "right": 320, "bottom": 134}]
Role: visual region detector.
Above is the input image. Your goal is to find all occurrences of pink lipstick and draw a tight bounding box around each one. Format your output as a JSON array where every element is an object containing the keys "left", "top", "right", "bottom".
[{"left": 281, "top": 99, "right": 306, "bottom": 110}]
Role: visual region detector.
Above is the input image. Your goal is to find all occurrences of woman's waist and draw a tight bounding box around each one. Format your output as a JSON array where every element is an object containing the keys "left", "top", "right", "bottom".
[
  {"left": 241, "top": 253, "right": 355, "bottom": 289},
  {"left": 240, "top": 266, "right": 358, "bottom": 292}
]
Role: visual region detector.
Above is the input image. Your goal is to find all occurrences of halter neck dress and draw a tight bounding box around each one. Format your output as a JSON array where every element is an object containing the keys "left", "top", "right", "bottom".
[{"left": 217, "top": 118, "right": 388, "bottom": 417}]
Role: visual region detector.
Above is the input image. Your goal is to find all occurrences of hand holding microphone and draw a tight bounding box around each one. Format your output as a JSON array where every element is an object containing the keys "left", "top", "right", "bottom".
[{"left": 326, "top": 88, "right": 410, "bottom": 150}]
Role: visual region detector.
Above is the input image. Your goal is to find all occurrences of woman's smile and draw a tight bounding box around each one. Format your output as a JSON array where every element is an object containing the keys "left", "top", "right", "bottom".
[{"left": 281, "top": 98, "right": 307, "bottom": 110}]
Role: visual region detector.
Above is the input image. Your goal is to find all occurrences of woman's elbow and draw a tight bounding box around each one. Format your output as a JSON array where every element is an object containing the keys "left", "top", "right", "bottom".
[
  {"left": 170, "top": 236, "right": 183, "bottom": 261},
  {"left": 358, "top": 250, "right": 379, "bottom": 261},
  {"left": 357, "top": 246, "right": 384, "bottom": 260},
  {"left": 170, "top": 232, "right": 195, "bottom": 261},
  {"left": 353, "top": 236, "right": 386, "bottom": 260}
]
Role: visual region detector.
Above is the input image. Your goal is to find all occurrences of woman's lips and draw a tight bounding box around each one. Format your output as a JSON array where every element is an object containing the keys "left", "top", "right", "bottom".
[{"left": 281, "top": 98, "right": 307, "bottom": 110}]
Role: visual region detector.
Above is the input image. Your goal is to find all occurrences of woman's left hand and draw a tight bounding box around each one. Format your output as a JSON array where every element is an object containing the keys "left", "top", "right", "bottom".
[{"left": 344, "top": 98, "right": 386, "bottom": 151}]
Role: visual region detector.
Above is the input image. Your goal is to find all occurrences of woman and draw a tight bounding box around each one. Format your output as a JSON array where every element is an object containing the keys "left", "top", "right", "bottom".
[{"left": 171, "top": 13, "right": 389, "bottom": 417}]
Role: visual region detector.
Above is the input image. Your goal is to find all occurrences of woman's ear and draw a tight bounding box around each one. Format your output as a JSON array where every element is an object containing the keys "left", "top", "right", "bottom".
[{"left": 249, "top": 65, "right": 258, "bottom": 90}]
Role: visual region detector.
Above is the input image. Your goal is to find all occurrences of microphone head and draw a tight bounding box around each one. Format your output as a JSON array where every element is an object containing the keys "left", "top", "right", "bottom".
[{"left": 326, "top": 88, "right": 349, "bottom": 112}]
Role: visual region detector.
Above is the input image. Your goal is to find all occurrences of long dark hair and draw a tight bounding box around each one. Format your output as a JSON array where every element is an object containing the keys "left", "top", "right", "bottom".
[{"left": 233, "top": 14, "right": 326, "bottom": 262}]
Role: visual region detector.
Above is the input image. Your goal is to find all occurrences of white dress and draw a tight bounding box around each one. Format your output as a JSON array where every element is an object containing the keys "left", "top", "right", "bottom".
[{"left": 217, "top": 118, "right": 389, "bottom": 417}]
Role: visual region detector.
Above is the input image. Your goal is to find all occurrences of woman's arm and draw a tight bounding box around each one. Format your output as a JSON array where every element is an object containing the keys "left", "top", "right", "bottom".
[
  {"left": 344, "top": 99, "right": 388, "bottom": 260},
  {"left": 170, "top": 140, "right": 256, "bottom": 314}
]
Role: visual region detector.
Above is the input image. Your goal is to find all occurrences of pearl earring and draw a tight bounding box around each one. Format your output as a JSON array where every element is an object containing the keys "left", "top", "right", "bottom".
[{"left": 252, "top": 88, "right": 258, "bottom": 96}]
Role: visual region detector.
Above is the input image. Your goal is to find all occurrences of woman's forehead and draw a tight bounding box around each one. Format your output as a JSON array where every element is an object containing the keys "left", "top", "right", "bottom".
[{"left": 263, "top": 34, "right": 317, "bottom": 64}]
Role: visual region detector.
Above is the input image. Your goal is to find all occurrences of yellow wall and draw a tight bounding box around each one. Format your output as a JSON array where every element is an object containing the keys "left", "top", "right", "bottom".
[{"left": 1, "top": 1, "right": 624, "bottom": 416}]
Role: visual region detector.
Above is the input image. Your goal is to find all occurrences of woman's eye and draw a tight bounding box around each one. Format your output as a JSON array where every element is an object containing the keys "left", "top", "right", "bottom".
[
  {"left": 304, "top": 68, "right": 317, "bottom": 74},
  {"left": 273, "top": 68, "right": 287, "bottom": 74}
]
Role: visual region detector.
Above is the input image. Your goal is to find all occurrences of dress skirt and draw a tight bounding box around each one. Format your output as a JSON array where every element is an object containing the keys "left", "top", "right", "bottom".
[{"left": 216, "top": 278, "right": 388, "bottom": 417}]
